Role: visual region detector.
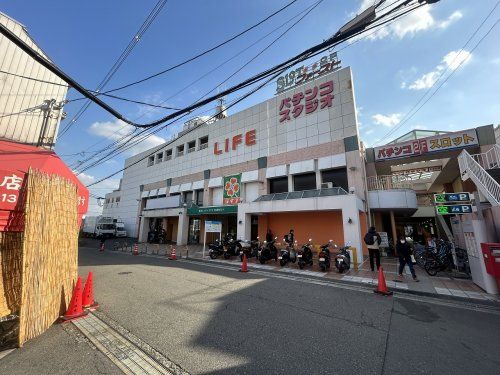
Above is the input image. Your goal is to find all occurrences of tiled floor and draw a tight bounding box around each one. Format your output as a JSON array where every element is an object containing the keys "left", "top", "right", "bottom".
[{"left": 140, "top": 244, "right": 499, "bottom": 303}]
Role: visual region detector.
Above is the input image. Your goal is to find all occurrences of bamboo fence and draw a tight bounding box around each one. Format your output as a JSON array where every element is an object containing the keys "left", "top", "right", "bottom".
[
  {"left": 0, "top": 231, "right": 23, "bottom": 317},
  {"left": 16, "top": 169, "right": 79, "bottom": 346}
]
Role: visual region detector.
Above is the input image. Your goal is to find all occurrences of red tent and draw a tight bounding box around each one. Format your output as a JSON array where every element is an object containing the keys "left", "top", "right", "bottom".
[{"left": 0, "top": 140, "right": 89, "bottom": 231}]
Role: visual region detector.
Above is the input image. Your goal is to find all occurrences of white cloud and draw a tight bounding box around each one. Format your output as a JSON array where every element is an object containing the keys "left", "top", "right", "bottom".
[
  {"left": 408, "top": 49, "right": 472, "bottom": 90},
  {"left": 75, "top": 172, "right": 120, "bottom": 216},
  {"left": 372, "top": 113, "right": 402, "bottom": 127},
  {"left": 352, "top": 2, "right": 462, "bottom": 40},
  {"left": 88, "top": 119, "right": 166, "bottom": 155}
]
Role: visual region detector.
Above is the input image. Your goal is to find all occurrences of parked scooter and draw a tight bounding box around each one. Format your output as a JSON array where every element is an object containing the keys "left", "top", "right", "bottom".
[
  {"left": 258, "top": 237, "right": 278, "bottom": 264},
  {"left": 297, "top": 239, "right": 314, "bottom": 269},
  {"left": 335, "top": 242, "right": 351, "bottom": 273},
  {"left": 223, "top": 235, "right": 243, "bottom": 259},
  {"left": 318, "top": 240, "right": 335, "bottom": 271},
  {"left": 208, "top": 239, "right": 224, "bottom": 259},
  {"left": 239, "top": 238, "right": 260, "bottom": 261},
  {"left": 278, "top": 238, "right": 297, "bottom": 267}
]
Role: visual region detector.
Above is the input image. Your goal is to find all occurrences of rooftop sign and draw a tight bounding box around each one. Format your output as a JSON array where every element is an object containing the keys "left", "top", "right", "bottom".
[
  {"left": 276, "top": 52, "right": 341, "bottom": 95},
  {"left": 374, "top": 129, "right": 479, "bottom": 161}
]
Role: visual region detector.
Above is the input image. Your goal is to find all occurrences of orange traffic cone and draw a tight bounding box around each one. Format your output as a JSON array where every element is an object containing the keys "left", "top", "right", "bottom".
[
  {"left": 82, "top": 272, "right": 99, "bottom": 310},
  {"left": 374, "top": 267, "right": 393, "bottom": 296},
  {"left": 133, "top": 243, "right": 139, "bottom": 255},
  {"left": 240, "top": 254, "right": 248, "bottom": 273},
  {"left": 61, "top": 277, "right": 88, "bottom": 321},
  {"left": 169, "top": 247, "right": 177, "bottom": 260}
]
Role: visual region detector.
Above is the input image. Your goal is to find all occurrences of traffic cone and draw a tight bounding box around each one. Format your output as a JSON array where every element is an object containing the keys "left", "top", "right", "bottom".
[
  {"left": 61, "top": 277, "right": 88, "bottom": 321},
  {"left": 240, "top": 254, "right": 248, "bottom": 273},
  {"left": 374, "top": 267, "right": 393, "bottom": 296},
  {"left": 82, "top": 272, "right": 99, "bottom": 310},
  {"left": 169, "top": 247, "right": 177, "bottom": 260},
  {"left": 133, "top": 243, "right": 139, "bottom": 255}
]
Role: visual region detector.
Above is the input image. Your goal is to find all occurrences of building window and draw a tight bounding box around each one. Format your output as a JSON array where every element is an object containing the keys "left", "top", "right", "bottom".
[
  {"left": 321, "top": 168, "right": 348, "bottom": 191},
  {"left": 177, "top": 145, "right": 184, "bottom": 156},
  {"left": 148, "top": 155, "right": 155, "bottom": 166},
  {"left": 293, "top": 172, "right": 317, "bottom": 191},
  {"left": 116, "top": 197, "right": 120, "bottom": 202},
  {"left": 183, "top": 191, "right": 193, "bottom": 204},
  {"left": 187, "top": 141, "right": 196, "bottom": 153},
  {"left": 156, "top": 152, "right": 163, "bottom": 163},
  {"left": 195, "top": 189, "right": 204, "bottom": 206},
  {"left": 165, "top": 149, "right": 172, "bottom": 160},
  {"left": 199, "top": 136, "right": 208, "bottom": 150},
  {"left": 269, "top": 176, "right": 288, "bottom": 194}
]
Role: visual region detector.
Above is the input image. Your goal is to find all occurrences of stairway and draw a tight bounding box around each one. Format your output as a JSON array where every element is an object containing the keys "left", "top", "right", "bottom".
[{"left": 458, "top": 145, "right": 500, "bottom": 206}]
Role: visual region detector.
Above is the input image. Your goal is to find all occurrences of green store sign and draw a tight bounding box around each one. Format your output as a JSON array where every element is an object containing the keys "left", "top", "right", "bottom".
[{"left": 187, "top": 205, "right": 238, "bottom": 216}]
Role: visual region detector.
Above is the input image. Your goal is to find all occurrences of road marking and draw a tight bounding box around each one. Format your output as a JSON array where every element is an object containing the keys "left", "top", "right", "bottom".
[{"left": 73, "top": 313, "right": 189, "bottom": 375}]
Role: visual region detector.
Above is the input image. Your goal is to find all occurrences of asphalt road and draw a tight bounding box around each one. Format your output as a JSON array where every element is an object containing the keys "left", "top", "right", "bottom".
[{"left": 2, "top": 243, "right": 499, "bottom": 374}]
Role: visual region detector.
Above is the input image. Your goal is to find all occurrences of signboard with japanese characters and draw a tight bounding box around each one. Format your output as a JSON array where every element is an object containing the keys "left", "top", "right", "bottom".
[
  {"left": 0, "top": 169, "right": 88, "bottom": 214},
  {"left": 434, "top": 192, "right": 472, "bottom": 204},
  {"left": 279, "top": 80, "right": 333, "bottom": 123},
  {"left": 436, "top": 204, "right": 473, "bottom": 215},
  {"left": 223, "top": 174, "right": 241, "bottom": 205},
  {"left": 205, "top": 221, "right": 222, "bottom": 233},
  {"left": 0, "top": 170, "right": 23, "bottom": 210},
  {"left": 276, "top": 52, "right": 341, "bottom": 94},
  {"left": 374, "top": 129, "right": 478, "bottom": 161},
  {"left": 392, "top": 165, "right": 442, "bottom": 176}
]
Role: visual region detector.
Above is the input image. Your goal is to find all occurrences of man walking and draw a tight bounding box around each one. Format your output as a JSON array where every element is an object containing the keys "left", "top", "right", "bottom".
[
  {"left": 396, "top": 236, "right": 419, "bottom": 282},
  {"left": 364, "top": 226, "right": 381, "bottom": 272}
]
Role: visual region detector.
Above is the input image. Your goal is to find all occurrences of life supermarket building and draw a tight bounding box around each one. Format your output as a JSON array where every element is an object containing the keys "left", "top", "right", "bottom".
[
  {"left": 103, "top": 63, "right": 370, "bottom": 264},
  {"left": 102, "top": 61, "right": 500, "bottom": 286}
]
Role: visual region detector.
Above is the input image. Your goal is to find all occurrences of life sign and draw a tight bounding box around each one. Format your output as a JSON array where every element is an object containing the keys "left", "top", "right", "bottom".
[
  {"left": 436, "top": 205, "right": 473, "bottom": 215},
  {"left": 434, "top": 192, "right": 471, "bottom": 203},
  {"left": 214, "top": 129, "right": 256, "bottom": 155}
]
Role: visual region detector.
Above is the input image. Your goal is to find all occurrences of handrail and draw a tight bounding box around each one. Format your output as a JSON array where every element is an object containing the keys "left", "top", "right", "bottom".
[
  {"left": 366, "top": 175, "right": 412, "bottom": 191},
  {"left": 458, "top": 149, "right": 500, "bottom": 206},
  {"left": 468, "top": 144, "right": 500, "bottom": 170}
]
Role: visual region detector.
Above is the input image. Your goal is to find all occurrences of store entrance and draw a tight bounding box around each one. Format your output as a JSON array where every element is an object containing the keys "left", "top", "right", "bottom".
[{"left": 188, "top": 214, "right": 238, "bottom": 244}]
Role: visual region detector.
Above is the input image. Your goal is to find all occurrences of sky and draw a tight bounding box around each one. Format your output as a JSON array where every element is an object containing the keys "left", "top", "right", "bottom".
[{"left": 2, "top": 0, "right": 499, "bottom": 215}]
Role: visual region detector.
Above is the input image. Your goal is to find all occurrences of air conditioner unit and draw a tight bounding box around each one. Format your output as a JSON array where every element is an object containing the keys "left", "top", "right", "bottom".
[{"left": 321, "top": 182, "right": 333, "bottom": 189}]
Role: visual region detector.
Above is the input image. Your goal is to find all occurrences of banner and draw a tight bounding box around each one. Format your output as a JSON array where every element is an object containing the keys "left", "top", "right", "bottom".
[
  {"left": 223, "top": 174, "right": 241, "bottom": 205},
  {"left": 374, "top": 129, "right": 478, "bottom": 161}
]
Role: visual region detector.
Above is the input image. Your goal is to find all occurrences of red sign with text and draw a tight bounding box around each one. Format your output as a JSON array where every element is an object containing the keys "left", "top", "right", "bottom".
[
  {"left": 279, "top": 80, "right": 334, "bottom": 123},
  {"left": 214, "top": 129, "right": 256, "bottom": 155}
]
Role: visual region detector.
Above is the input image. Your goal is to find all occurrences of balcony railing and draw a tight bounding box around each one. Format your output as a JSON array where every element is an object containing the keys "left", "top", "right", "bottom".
[
  {"left": 367, "top": 175, "right": 412, "bottom": 191},
  {"left": 254, "top": 187, "right": 347, "bottom": 202}
]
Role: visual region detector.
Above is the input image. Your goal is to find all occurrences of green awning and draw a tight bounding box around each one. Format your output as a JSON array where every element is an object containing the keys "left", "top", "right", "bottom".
[{"left": 187, "top": 205, "right": 238, "bottom": 216}]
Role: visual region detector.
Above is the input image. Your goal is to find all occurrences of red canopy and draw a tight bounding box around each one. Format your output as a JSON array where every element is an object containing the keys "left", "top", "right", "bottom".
[{"left": 0, "top": 140, "right": 88, "bottom": 231}]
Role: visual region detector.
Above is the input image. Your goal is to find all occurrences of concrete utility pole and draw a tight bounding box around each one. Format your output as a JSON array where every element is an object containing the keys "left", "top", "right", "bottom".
[{"left": 37, "top": 99, "right": 65, "bottom": 148}]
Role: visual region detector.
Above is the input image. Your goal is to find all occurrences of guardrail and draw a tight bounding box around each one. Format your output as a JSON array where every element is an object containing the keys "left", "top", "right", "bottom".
[{"left": 366, "top": 175, "right": 413, "bottom": 191}]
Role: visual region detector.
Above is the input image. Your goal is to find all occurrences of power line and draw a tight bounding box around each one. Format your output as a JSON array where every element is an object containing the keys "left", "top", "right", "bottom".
[
  {"left": 73, "top": 0, "right": 324, "bottom": 173},
  {"left": 1, "top": 0, "right": 428, "bottom": 131},
  {"left": 83, "top": 1, "right": 430, "bottom": 185},
  {"left": 64, "top": 1, "right": 324, "bottom": 167},
  {"left": 58, "top": 0, "right": 169, "bottom": 137},
  {"left": 0, "top": 69, "right": 69, "bottom": 87},
  {"left": 90, "top": 0, "right": 300, "bottom": 96},
  {"left": 372, "top": 2, "right": 500, "bottom": 145}
]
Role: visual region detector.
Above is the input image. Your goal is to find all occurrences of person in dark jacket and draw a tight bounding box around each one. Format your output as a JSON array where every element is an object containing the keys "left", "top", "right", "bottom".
[
  {"left": 266, "top": 229, "right": 274, "bottom": 243},
  {"left": 397, "top": 236, "right": 419, "bottom": 282},
  {"left": 365, "top": 227, "right": 382, "bottom": 271}
]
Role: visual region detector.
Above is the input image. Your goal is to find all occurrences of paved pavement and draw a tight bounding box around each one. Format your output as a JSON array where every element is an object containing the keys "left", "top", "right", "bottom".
[{"left": 2, "top": 243, "right": 499, "bottom": 374}]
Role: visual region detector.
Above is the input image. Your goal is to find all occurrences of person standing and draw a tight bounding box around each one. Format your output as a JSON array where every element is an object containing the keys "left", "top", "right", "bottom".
[
  {"left": 266, "top": 229, "right": 274, "bottom": 243},
  {"left": 397, "top": 236, "right": 419, "bottom": 282},
  {"left": 364, "top": 227, "right": 381, "bottom": 271}
]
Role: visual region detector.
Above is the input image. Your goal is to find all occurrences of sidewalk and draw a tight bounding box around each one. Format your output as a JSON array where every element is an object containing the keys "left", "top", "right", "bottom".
[{"left": 171, "top": 244, "right": 499, "bottom": 303}]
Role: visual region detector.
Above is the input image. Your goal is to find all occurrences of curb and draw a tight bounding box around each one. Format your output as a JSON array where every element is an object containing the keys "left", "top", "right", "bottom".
[{"left": 183, "top": 257, "right": 500, "bottom": 308}]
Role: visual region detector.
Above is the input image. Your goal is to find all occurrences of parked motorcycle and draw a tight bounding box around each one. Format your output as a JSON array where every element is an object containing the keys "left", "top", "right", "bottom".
[
  {"left": 424, "top": 242, "right": 453, "bottom": 276},
  {"left": 223, "top": 236, "right": 243, "bottom": 259},
  {"left": 335, "top": 242, "right": 351, "bottom": 273},
  {"left": 240, "top": 238, "right": 260, "bottom": 261},
  {"left": 278, "top": 239, "right": 297, "bottom": 267},
  {"left": 208, "top": 239, "right": 224, "bottom": 259},
  {"left": 258, "top": 237, "right": 278, "bottom": 264},
  {"left": 318, "top": 240, "right": 335, "bottom": 271},
  {"left": 297, "top": 239, "right": 314, "bottom": 269}
]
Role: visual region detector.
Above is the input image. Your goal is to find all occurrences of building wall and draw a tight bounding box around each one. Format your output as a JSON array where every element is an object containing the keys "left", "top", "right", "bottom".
[
  {"left": 0, "top": 12, "right": 68, "bottom": 147},
  {"left": 258, "top": 211, "right": 344, "bottom": 246},
  {"left": 105, "top": 67, "right": 361, "bottom": 237}
]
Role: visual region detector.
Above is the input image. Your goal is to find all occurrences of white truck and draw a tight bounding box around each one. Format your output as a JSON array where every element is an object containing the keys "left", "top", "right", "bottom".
[{"left": 82, "top": 216, "right": 127, "bottom": 238}]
